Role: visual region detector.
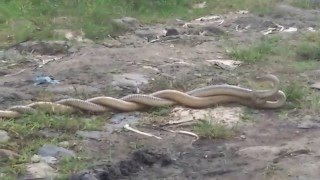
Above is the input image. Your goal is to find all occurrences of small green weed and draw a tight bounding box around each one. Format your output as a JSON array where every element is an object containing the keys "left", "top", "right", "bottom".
[
  {"left": 0, "top": 113, "right": 104, "bottom": 137},
  {"left": 263, "top": 164, "right": 285, "bottom": 179},
  {"left": 295, "top": 43, "right": 320, "bottom": 61},
  {"left": 284, "top": 83, "right": 305, "bottom": 105},
  {"left": 193, "top": 120, "right": 231, "bottom": 139},
  {"left": 56, "top": 156, "right": 89, "bottom": 178},
  {"left": 241, "top": 107, "right": 254, "bottom": 122},
  {"left": 150, "top": 106, "right": 173, "bottom": 116},
  {"left": 288, "top": 0, "right": 313, "bottom": 9},
  {"left": 229, "top": 37, "right": 280, "bottom": 62},
  {"left": 293, "top": 60, "right": 318, "bottom": 72}
]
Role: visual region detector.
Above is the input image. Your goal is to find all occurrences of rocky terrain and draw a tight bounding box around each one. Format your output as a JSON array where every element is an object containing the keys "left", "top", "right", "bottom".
[{"left": 1, "top": 2, "right": 320, "bottom": 180}]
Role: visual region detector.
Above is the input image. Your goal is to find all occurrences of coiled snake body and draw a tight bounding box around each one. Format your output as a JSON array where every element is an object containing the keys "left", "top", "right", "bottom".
[{"left": 0, "top": 74, "right": 286, "bottom": 119}]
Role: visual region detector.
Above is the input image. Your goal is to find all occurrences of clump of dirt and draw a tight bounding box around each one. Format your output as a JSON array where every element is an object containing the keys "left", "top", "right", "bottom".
[{"left": 69, "top": 149, "right": 172, "bottom": 180}]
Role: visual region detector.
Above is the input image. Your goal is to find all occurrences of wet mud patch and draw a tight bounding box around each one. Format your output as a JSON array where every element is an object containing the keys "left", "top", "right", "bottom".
[{"left": 69, "top": 149, "right": 172, "bottom": 180}]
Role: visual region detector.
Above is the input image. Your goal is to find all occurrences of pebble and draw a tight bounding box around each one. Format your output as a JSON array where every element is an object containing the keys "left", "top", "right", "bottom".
[
  {"left": 38, "top": 144, "right": 76, "bottom": 158},
  {"left": 297, "top": 119, "right": 320, "bottom": 129},
  {"left": 76, "top": 131, "right": 103, "bottom": 141},
  {"left": 23, "top": 162, "right": 58, "bottom": 179},
  {"left": 0, "top": 130, "right": 10, "bottom": 143},
  {"left": 0, "top": 149, "right": 20, "bottom": 161}
]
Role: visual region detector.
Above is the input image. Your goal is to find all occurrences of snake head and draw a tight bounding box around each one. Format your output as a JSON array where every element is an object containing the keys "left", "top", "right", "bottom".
[{"left": 252, "top": 74, "right": 280, "bottom": 98}]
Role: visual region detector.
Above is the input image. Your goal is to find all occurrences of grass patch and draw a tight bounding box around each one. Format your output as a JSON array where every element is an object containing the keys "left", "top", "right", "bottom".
[
  {"left": 284, "top": 83, "right": 305, "bottom": 105},
  {"left": 0, "top": 113, "right": 105, "bottom": 137},
  {"left": 295, "top": 43, "right": 320, "bottom": 61},
  {"left": 0, "top": 112, "right": 106, "bottom": 178},
  {"left": 150, "top": 106, "right": 173, "bottom": 116},
  {"left": 294, "top": 32, "right": 320, "bottom": 61},
  {"left": 0, "top": 0, "right": 280, "bottom": 46},
  {"left": 0, "top": 137, "right": 59, "bottom": 178},
  {"left": 241, "top": 107, "right": 254, "bottom": 122},
  {"left": 293, "top": 61, "right": 318, "bottom": 72},
  {"left": 56, "top": 156, "right": 89, "bottom": 179},
  {"left": 229, "top": 36, "right": 281, "bottom": 62},
  {"left": 193, "top": 120, "right": 231, "bottom": 139},
  {"left": 283, "top": 82, "right": 320, "bottom": 114},
  {"left": 287, "top": 0, "right": 315, "bottom": 9}
]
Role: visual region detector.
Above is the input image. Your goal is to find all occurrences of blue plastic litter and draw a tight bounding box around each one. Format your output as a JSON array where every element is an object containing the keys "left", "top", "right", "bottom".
[{"left": 34, "top": 75, "right": 60, "bottom": 85}]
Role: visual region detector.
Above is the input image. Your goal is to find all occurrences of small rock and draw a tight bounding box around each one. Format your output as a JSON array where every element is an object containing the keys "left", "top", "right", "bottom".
[
  {"left": 240, "top": 135, "right": 246, "bottom": 139},
  {"left": 135, "top": 29, "right": 157, "bottom": 40},
  {"left": 38, "top": 144, "right": 76, "bottom": 158},
  {"left": 76, "top": 131, "right": 103, "bottom": 141},
  {"left": 0, "top": 130, "right": 10, "bottom": 143},
  {"left": 70, "top": 171, "right": 98, "bottom": 180},
  {"left": 165, "top": 28, "right": 179, "bottom": 36},
  {"left": 297, "top": 120, "right": 320, "bottom": 129},
  {"left": 41, "top": 156, "right": 58, "bottom": 164},
  {"left": 112, "top": 17, "right": 141, "bottom": 31},
  {"left": 0, "top": 149, "right": 20, "bottom": 161},
  {"left": 4, "top": 49, "right": 25, "bottom": 62},
  {"left": 24, "top": 162, "right": 58, "bottom": 179},
  {"left": 0, "top": 50, "right": 5, "bottom": 60},
  {"left": 58, "top": 141, "right": 70, "bottom": 148},
  {"left": 31, "top": 154, "right": 41, "bottom": 163},
  {"left": 105, "top": 113, "right": 140, "bottom": 133},
  {"left": 15, "top": 40, "right": 70, "bottom": 55},
  {"left": 111, "top": 73, "right": 149, "bottom": 88}
]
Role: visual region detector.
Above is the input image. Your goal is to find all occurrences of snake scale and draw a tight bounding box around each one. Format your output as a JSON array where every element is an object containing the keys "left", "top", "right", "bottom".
[{"left": 0, "top": 74, "right": 286, "bottom": 119}]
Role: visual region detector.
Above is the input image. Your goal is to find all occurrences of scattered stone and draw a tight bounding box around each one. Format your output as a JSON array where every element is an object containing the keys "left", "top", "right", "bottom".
[
  {"left": 102, "top": 39, "right": 123, "bottom": 48},
  {"left": 111, "top": 73, "right": 149, "bottom": 88},
  {"left": 38, "top": 144, "right": 76, "bottom": 158},
  {"left": 142, "top": 66, "right": 160, "bottom": 73},
  {"left": 240, "top": 135, "right": 246, "bottom": 139},
  {"left": 238, "top": 146, "right": 282, "bottom": 161},
  {"left": 41, "top": 156, "right": 58, "bottom": 164},
  {"left": 0, "top": 149, "right": 20, "bottom": 161},
  {"left": 169, "top": 106, "right": 243, "bottom": 127},
  {"left": 104, "top": 113, "right": 140, "bottom": 133},
  {"left": 297, "top": 119, "right": 320, "bottom": 129},
  {"left": 112, "top": 17, "right": 141, "bottom": 31},
  {"left": 0, "top": 130, "right": 10, "bottom": 143},
  {"left": 53, "top": 29, "right": 88, "bottom": 42},
  {"left": 15, "top": 41, "right": 70, "bottom": 55},
  {"left": 3, "top": 49, "right": 25, "bottom": 62},
  {"left": 23, "top": 162, "right": 58, "bottom": 179},
  {"left": 58, "top": 141, "right": 70, "bottom": 148},
  {"left": 70, "top": 149, "right": 172, "bottom": 180},
  {"left": 31, "top": 155, "right": 41, "bottom": 163},
  {"left": 31, "top": 154, "right": 58, "bottom": 164},
  {"left": 0, "top": 50, "right": 5, "bottom": 60},
  {"left": 135, "top": 29, "right": 157, "bottom": 40},
  {"left": 206, "top": 59, "right": 242, "bottom": 70},
  {"left": 76, "top": 131, "right": 104, "bottom": 141},
  {"left": 165, "top": 28, "right": 179, "bottom": 36},
  {"left": 192, "top": 1, "right": 207, "bottom": 9},
  {"left": 310, "top": 82, "right": 320, "bottom": 90}
]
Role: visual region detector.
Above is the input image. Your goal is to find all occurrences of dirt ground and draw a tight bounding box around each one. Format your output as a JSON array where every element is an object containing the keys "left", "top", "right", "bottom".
[{"left": 1, "top": 3, "right": 320, "bottom": 180}]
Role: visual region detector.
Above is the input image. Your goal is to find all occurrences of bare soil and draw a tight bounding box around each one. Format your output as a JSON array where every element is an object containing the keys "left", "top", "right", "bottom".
[{"left": 1, "top": 3, "right": 320, "bottom": 180}]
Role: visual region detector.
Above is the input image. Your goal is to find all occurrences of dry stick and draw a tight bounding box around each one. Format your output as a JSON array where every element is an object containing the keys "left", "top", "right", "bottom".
[
  {"left": 123, "top": 124, "right": 162, "bottom": 140},
  {"left": 167, "top": 129, "right": 199, "bottom": 140}
]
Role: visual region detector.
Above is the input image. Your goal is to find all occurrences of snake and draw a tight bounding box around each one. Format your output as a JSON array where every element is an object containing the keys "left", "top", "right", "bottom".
[{"left": 0, "top": 74, "right": 286, "bottom": 119}]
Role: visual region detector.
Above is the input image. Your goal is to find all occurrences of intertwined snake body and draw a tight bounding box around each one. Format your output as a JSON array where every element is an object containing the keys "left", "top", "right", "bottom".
[{"left": 0, "top": 74, "right": 286, "bottom": 119}]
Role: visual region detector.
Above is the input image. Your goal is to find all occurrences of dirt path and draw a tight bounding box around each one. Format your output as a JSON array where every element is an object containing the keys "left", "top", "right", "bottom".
[{"left": 1, "top": 3, "right": 320, "bottom": 180}]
